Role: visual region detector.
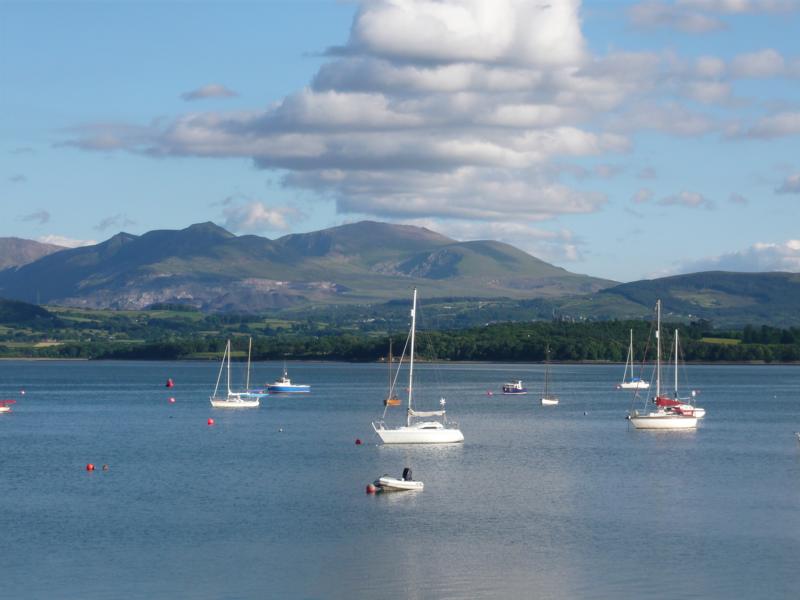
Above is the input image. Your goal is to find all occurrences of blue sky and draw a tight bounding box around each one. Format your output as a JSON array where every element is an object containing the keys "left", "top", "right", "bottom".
[{"left": 2, "top": 0, "right": 800, "bottom": 282}]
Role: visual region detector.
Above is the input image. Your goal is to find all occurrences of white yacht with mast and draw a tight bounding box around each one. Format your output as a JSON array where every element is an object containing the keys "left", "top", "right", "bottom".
[
  {"left": 618, "top": 329, "right": 650, "bottom": 389},
  {"left": 629, "top": 301, "right": 697, "bottom": 429},
  {"left": 372, "top": 289, "right": 464, "bottom": 444},
  {"left": 210, "top": 339, "right": 261, "bottom": 408}
]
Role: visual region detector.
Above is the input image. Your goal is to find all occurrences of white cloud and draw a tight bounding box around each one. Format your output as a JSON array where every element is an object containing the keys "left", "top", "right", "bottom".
[
  {"left": 743, "top": 111, "right": 800, "bottom": 138},
  {"left": 658, "top": 191, "right": 714, "bottom": 209},
  {"left": 347, "top": 0, "right": 587, "bottom": 67},
  {"left": 669, "top": 239, "right": 800, "bottom": 273},
  {"left": 776, "top": 173, "right": 800, "bottom": 193},
  {"left": 630, "top": 0, "right": 800, "bottom": 33},
  {"left": 730, "top": 49, "right": 785, "bottom": 78},
  {"left": 221, "top": 201, "right": 298, "bottom": 233},
  {"left": 181, "top": 83, "right": 238, "bottom": 101},
  {"left": 61, "top": 0, "right": 797, "bottom": 237},
  {"left": 37, "top": 235, "right": 96, "bottom": 248},
  {"left": 628, "top": 1, "right": 725, "bottom": 32}
]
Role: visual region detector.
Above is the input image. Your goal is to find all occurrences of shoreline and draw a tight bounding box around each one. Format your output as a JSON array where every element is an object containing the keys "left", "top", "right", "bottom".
[{"left": 0, "top": 356, "right": 798, "bottom": 366}]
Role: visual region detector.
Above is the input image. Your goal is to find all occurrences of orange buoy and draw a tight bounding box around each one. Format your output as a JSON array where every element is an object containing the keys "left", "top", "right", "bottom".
[
  {"left": 355, "top": 438, "right": 362, "bottom": 445},
  {"left": 86, "top": 463, "right": 95, "bottom": 471},
  {"left": 166, "top": 378, "right": 174, "bottom": 388},
  {"left": 168, "top": 397, "right": 176, "bottom": 404},
  {"left": 207, "top": 418, "right": 214, "bottom": 426},
  {"left": 366, "top": 483, "right": 377, "bottom": 494}
]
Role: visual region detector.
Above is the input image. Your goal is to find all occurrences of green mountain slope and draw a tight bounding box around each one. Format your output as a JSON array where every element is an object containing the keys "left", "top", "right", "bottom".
[
  {"left": 0, "top": 221, "right": 612, "bottom": 311},
  {"left": 557, "top": 271, "right": 800, "bottom": 327}
]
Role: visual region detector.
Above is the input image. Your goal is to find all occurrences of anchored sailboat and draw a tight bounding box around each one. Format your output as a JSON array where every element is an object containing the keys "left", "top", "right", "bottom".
[
  {"left": 628, "top": 301, "right": 697, "bottom": 429},
  {"left": 372, "top": 289, "right": 464, "bottom": 444},
  {"left": 618, "top": 329, "right": 650, "bottom": 390},
  {"left": 654, "top": 329, "right": 706, "bottom": 418},
  {"left": 210, "top": 339, "right": 260, "bottom": 408},
  {"left": 540, "top": 346, "right": 559, "bottom": 406}
]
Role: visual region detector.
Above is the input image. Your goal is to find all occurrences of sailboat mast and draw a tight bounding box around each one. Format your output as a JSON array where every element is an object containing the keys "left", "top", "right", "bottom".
[
  {"left": 655, "top": 300, "right": 661, "bottom": 398},
  {"left": 544, "top": 346, "right": 550, "bottom": 396},
  {"left": 246, "top": 337, "right": 252, "bottom": 391},
  {"left": 408, "top": 288, "right": 417, "bottom": 427},
  {"left": 674, "top": 329, "right": 679, "bottom": 397},
  {"left": 226, "top": 340, "right": 232, "bottom": 395}
]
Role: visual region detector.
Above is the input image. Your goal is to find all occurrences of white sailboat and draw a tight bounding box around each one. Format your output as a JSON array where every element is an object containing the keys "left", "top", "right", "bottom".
[
  {"left": 540, "top": 346, "right": 559, "bottom": 406},
  {"left": 372, "top": 289, "right": 464, "bottom": 444},
  {"left": 654, "top": 330, "right": 705, "bottom": 418},
  {"left": 210, "top": 339, "right": 260, "bottom": 408},
  {"left": 629, "top": 301, "right": 697, "bottom": 429},
  {"left": 618, "top": 329, "right": 650, "bottom": 390}
]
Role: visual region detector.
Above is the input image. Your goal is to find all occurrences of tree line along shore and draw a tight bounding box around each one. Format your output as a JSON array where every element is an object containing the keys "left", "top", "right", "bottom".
[{"left": 2, "top": 311, "right": 799, "bottom": 363}]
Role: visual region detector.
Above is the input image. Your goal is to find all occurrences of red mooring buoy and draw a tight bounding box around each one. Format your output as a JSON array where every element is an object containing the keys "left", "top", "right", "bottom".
[
  {"left": 355, "top": 438, "right": 362, "bottom": 445},
  {"left": 366, "top": 483, "right": 377, "bottom": 494},
  {"left": 207, "top": 418, "right": 215, "bottom": 426},
  {"left": 86, "top": 463, "right": 95, "bottom": 471},
  {"left": 166, "top": 378, "right": 174, "bottom": 388}
]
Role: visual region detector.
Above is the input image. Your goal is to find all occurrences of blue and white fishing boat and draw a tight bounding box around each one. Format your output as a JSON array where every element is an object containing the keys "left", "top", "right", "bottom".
[
  {"left": 502, "top": 380, "right": 528, "bottom": 395},
  {"left": 267, "top": 364, "right": 310, "bottom": 394}
]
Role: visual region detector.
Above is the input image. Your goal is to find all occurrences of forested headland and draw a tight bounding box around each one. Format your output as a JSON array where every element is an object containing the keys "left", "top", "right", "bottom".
[{"left": 2, "top": 300, "right": 799, "bottom": 363}]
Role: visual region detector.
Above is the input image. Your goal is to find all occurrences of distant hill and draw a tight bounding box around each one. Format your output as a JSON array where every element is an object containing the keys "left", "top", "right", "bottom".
[
  {"left": 0, "top": 238, "right": 64, "bottom": 270},
  {"left": 556, "top": 271, "right": 800, "bottom": 327},
  {"left": 0, "top": 221, "right": 614, "bottom": 311},
  {"left": 0, "top": 297, "right": 61, "bottom": 327}
]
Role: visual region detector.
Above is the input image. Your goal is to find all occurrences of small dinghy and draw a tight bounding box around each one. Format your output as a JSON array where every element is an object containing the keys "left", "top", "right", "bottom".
[{"left": 374, "top": 467, "right": 423, "bottom": 492}]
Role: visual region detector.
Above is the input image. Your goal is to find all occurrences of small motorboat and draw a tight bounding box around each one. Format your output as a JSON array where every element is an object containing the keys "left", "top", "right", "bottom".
[
  {"left": 0, "top": 399, "right": 16, "bottom": 414},
  {"left": 502, "top": 380, "right": 528, "bottom": 395},
  {"left": 374, "top": 467, "right": 424, "bottom": 492}
]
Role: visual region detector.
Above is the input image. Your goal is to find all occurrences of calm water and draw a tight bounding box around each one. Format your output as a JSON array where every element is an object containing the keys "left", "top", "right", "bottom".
[{"left": 1, "top": 360, "right": 799, "bottom": 599}]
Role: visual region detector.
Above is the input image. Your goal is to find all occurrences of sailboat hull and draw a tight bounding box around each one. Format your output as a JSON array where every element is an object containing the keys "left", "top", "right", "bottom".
[
  {"left": 619, "top": 380, "right": 650, "bottom": 389},
  {"left": 210, "top": 396, "right": 260, "bottom": 408},
  {"left": 372, "top": 422, "right": 464, "bottom": 444},
  {"left": 540, "top": 397, "right": 559, "bottom": 406},
  {"left": 629, "top": 412, "right": 697, "bottom": 429}
]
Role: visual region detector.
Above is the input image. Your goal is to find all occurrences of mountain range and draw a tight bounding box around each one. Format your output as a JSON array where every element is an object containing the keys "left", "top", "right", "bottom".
[
  {"left": 0, "top": 221, "right": 612, "bottom": 312},
  {"left": 1, "top": 221, "right": 799, "bottom": 326}
]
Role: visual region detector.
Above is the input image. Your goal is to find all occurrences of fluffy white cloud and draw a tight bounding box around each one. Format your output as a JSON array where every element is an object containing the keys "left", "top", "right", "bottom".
[
  {"left": 670, "top": 239, "right": 800, "bottom": 273},
  {"left": 347, "top": 0, "right": 586, "bottom": 67},
  {"left": 181, "top": 84, "right": 239, "bottom": 101},
  {"left": 221, "top": 201, "right": 298, "bottom": 233},
  {"left": 59, "top": 0, "right": 800, "bottom": 246},
  {"left": 37, "top": 235, "right": 96, "bottom": 248}
]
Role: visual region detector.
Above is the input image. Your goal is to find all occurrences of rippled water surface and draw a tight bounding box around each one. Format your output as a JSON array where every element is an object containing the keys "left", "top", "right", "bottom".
[{"left": 2, "top": 360, "right": 799, "bottom": 599}]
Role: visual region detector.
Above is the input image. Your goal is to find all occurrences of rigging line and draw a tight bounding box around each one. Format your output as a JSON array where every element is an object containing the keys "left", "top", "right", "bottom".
[
  {"left": 630, "top": 316, "right": 656, "bottom": 415},
  {"left": 382, "top": 326, "right": 412, "bottom": 420}
]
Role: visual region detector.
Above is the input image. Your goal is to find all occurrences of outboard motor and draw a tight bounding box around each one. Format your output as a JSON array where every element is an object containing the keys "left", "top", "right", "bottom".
[{"left": 402, "top": 467, "right": 412, "bottom": 481}]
